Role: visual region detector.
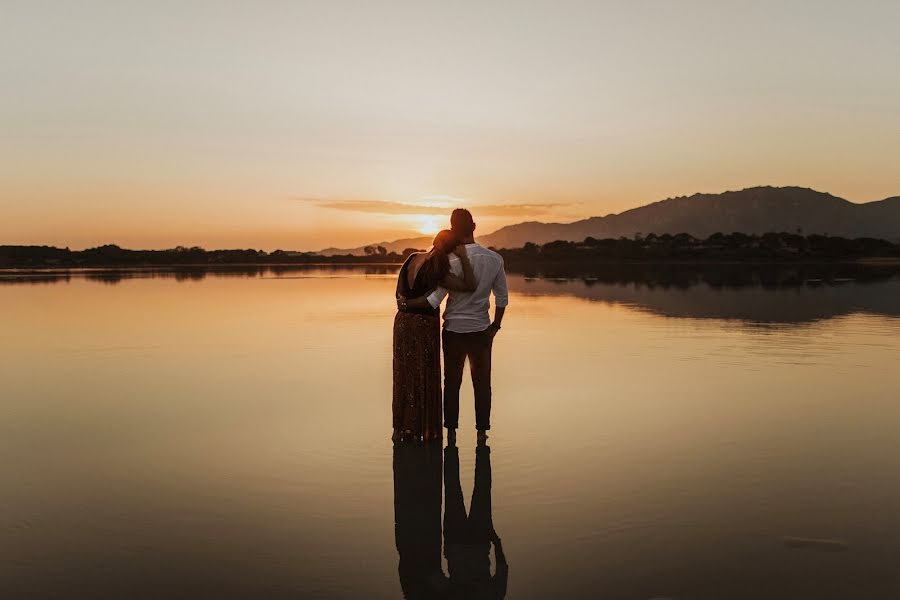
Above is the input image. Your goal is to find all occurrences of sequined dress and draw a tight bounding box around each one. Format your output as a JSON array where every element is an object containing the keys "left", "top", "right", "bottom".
[{"left": 393, "top": 255, "right": 443, "bottom": 442}]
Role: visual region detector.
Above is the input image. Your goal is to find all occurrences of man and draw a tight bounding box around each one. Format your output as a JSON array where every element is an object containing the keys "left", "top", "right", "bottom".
[{"left": 427, "top": 208, "right": 508, "bottom": 442}]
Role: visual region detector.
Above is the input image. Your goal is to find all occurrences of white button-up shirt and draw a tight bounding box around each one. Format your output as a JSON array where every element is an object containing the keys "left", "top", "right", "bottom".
[{"left": 426, "top": 243, "right": 509, "bottom": 333}]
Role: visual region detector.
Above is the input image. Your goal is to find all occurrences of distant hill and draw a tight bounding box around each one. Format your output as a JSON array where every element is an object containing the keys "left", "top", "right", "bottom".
[
  {"left": 318, "top": 236, "right": 432, "bottom": 257},
  {"left": 322, "top": 187, "right": 900, "bottom": 253},
  {"left": 480, "top": 187, "right": 900, "bottom": 249}
]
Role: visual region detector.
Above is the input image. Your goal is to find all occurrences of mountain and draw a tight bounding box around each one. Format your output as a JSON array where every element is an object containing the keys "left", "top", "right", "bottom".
[
  {"left": 479, "top": 187, "right": 900, "bottom": 249},
  {"left": 319, "top": 187, "right": 900, "bottom": 254}
]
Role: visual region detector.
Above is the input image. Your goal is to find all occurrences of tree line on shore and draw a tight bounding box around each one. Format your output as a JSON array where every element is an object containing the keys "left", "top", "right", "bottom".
[
  {"left": 0, "top": 244, "right": 409, "bottom": 267},
  {"left": 2, "top": 232, "right": 899, "bottom": 268},
  {"left": 499, "top": 231, "right": 900, "bottom": 263}
]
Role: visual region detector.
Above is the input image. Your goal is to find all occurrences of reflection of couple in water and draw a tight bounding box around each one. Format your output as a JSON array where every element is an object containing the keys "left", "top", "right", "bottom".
[{"left": 393, "top": 439, "right": 508, "bottom": 599}]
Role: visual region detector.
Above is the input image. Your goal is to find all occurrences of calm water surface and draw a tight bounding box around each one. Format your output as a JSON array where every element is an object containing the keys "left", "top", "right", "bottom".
[{"left": 3, "top": 267, "right": 900, "bottom": 599}]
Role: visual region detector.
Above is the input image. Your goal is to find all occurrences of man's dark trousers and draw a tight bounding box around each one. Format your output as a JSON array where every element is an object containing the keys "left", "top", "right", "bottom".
[{"left": 442, "top": 327, "right": 493, "bottom": 430}]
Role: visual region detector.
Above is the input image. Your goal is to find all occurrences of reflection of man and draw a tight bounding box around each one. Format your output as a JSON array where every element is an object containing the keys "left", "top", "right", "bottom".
[
  {"left": 444, "top": 440, "right": 508, "bottom": 599},
  {"left": 426, "top": 209, "right": 508, "bottom": 443}
]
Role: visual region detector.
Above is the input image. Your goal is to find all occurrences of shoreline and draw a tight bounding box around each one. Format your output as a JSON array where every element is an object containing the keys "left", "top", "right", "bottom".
[{"left": 4, "top": 256, "right": 900, "bottom": 272}]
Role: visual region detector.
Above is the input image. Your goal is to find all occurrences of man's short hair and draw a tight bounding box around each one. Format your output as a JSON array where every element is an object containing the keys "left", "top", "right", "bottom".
[{"left": 450, "top": 208, "right": 475, "bottom": 236}]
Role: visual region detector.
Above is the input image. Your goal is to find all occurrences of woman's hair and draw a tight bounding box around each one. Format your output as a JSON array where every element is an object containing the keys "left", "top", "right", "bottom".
[
  {"left": 419, "top": 229, "right": 459, "bottom": 289},
  {"left": 431, "top": 229, "right": 459, "bottom": 254}
]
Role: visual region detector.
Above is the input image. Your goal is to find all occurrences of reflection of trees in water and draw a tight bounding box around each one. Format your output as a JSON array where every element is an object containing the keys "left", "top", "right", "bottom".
[
  {"left": 509, "top": 265, "right": 900, "bottom": 324},
  {"left": 0, "top": 264, "right": 400, "bottom": 285},
  {"left": 5, "top": 262, "right": 900, "bottom": 324},
  {"left": 510, "top": 263, "right": 900, "bottom": 289},
  {"left": 0, "top": 273, "right": 72, "bottom": 285},
  {"left": 81, "top": 269, "right": 215, "bottom": 284}
]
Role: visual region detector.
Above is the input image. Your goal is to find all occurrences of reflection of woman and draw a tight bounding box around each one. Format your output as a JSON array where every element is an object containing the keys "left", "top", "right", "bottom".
[
  {"left": 393, "top": 230, "right": 475, "bottom": 442},
  {"left": 393, "top": 442, "right": 446, "bottom": 599}
]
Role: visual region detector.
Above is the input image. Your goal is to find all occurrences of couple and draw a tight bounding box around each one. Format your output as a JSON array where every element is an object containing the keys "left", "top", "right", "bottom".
[{"left": 393, "top": 208, "right": 509, "bottom": 443}]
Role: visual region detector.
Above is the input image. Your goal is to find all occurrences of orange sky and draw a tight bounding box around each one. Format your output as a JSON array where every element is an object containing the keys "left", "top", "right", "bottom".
[{"left": 3, "top": 1, "right": 899, "bottom": 251}]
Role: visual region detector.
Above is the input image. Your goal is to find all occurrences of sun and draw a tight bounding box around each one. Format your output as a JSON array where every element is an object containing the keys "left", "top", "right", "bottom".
[{"left": 417, "top": 215, "right": 440, "bottom": 236}]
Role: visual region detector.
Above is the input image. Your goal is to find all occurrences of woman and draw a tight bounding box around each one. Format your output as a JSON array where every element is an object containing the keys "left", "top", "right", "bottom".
[{"left": 393, "top": 230, "right": 476, "bottom": 442}]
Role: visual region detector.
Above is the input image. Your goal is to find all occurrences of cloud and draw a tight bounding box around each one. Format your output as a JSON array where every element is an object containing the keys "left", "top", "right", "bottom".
[{"left": 302, "top": 197, "right": 571, "bottom": 217}]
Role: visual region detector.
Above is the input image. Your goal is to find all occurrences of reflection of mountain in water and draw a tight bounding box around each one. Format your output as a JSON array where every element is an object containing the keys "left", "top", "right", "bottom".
[
  {"left": 509, "top": 266, "right": 900, "bottom": 324},
  {"left": 5, "top": 263, "right": 900, "bottom": 325}
]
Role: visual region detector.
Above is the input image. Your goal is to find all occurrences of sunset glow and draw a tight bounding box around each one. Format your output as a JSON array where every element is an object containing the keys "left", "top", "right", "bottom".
[
  {"left": 2, "top": 2, "right": 900, "bottom": 251},
  {"left": 416, "top": 215, "right": 441, "bottom": 236}
]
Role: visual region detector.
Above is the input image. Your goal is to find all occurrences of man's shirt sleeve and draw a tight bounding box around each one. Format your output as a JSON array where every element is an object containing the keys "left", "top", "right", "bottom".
[
  {"left": 426, "top": 257, "right": 461, "bottom": 308},
  {"left": 426, "top": 286, "right": 448, "bottom": 309},
  {"left": 492, "top": 258, "right": 509, "bottom": 308}
]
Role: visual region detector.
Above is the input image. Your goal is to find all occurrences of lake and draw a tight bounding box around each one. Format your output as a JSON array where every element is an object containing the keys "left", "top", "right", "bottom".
[{"left": 3, "top": 265, "right": 900, "bottom": 599}]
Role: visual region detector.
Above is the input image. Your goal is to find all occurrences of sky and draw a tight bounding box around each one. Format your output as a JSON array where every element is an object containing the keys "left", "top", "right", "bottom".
[{"left": 2, "top": 0, "right": 899, "bottom": 251}]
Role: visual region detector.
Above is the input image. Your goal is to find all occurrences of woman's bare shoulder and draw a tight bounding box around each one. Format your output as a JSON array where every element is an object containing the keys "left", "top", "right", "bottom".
[
  {"left": 401, "top": 252, "right": 425, "bottom": 267},
  {"left": 405, "top": 252, "right": 431, "bottom": 286}
]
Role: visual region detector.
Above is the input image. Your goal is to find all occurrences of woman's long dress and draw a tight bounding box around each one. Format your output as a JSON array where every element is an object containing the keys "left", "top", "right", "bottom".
[{"left": 393, "top": 256, "right": 442, "bottom": 442}]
